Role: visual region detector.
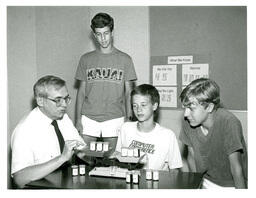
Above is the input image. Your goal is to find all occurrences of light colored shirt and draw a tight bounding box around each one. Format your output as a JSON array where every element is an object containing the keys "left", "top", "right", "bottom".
[
  {"left": 11, "top": 107, "right": 84, "bottom": 174},
  {"left": 116, "top": 122, "right": 183, "bottom": 170},
  {"left": 75, "top": 48, "right": 137, "bottom": 122}
]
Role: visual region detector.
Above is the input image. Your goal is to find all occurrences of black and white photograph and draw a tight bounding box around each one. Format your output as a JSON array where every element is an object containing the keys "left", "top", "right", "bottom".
[{"left": 1, "top": 0, "right": 255, "bottom": 197}]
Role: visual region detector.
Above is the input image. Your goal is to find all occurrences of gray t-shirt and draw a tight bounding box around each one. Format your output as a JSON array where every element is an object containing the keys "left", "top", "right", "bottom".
[
  {"left": 75, "top": 48, "right": 137, "bottom": 122},
  {"left": 179, "top": 108, "right": 247, "bottom": 187}
]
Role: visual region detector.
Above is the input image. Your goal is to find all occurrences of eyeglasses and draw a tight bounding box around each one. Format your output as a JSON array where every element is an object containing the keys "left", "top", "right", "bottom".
[{"left": 46, "top": 95, "right": 71, "bottom": 107}]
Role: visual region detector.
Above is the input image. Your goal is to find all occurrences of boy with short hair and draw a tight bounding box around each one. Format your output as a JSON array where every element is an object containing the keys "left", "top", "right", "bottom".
[
  {"left": 115, "top": 84, "right": 182, "bottom": 171},
  {"left": 179, "top": 78, "right": 247, "bottom": 188},
  {"left": 75, "top": 13, "right": 137, "bottom": 151}
]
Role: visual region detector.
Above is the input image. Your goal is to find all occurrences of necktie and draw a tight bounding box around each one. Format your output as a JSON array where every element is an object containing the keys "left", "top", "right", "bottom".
[{"left": 51, "top": 120, "right": 65, "bottom": 153}]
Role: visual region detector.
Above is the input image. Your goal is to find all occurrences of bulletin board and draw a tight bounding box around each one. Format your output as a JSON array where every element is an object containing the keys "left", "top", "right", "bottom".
[
  {"left": 149, "top": 6, "right": 247, "bottom": 110},
  {"left": 150, "top": 55, "right": 210, "bottom": 109}
]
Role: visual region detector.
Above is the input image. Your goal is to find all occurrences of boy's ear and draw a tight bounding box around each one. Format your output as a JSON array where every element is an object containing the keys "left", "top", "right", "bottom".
[
  {"left": 36, "top": 97, "right": 44, "bottom": 107},
  {"left": 206, "top": 103, "right": 215, "bottom": 113},
  {"left": 93, "top": 32, "right": 97, "bottom": 39},
  {"left": 153, "top": 102, "right": 158, "bottom": 111},
  {"left": 111, "top": 30, "right": 114, "bottom": 37}
]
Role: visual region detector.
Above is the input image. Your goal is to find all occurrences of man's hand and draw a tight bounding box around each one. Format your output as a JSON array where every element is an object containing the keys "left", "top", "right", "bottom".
[
  {"left": 12, "top": 140, "right": 86, "bottom": 188},
  {"left": 75, "top": 141, "right": 87, "bottom": 151},
  {"left": 61, "top": 140, "right": 82, "bottom": 162}
]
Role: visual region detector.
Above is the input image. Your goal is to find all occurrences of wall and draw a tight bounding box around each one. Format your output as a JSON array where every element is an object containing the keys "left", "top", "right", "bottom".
[
  {"left": 7, "top": 7, "right": 37, "bottom": 188},
  {"left": 35, "top": 6, "right": 91, "bottom": 122},
  {"left": 149, "top": 6, "right": 248, "bottom": 145},
  {"left": 7, "top": 7, "right": 37, "bottom": 140},
  {"left": 150, "top": 6, "right": 247, "bottom": 110}
]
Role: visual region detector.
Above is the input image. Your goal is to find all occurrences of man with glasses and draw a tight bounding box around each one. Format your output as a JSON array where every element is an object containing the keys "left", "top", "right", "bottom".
[{"left": 11, "top": 75, "right": 86, "bottom": 188}]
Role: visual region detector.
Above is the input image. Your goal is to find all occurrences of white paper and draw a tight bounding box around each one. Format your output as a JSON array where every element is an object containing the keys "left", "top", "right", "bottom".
[
  {"left": 153, "top": 65, "right": 177, "bottom": 86},
  {"left": 168, "top": 55, "right": 193, "bottom": 64},
  {"left": 182, "top": 64, "right": 209, "bottom": 86},
  {"left": 156, "top": 87, "right": 177, "bottom": 108}
]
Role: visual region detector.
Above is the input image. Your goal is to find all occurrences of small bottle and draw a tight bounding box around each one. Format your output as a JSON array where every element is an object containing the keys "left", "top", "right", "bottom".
[
  {"left": 79, "top": 175, "right": 86, "bottom": 184},
  {"left": 72, "top": 176, "right": 79, "bottom": 184},
  {"left": 132, "top": 172, "right": 139, "bottom": 184},
  {"left": 79, "top": 164, "right": 86, "bottom": 175},
  {"left": 71, "top": 165, "right": 79, "bottom": 176},
  {"left": 153, "top": 170, "right": 159, "bottom": 181},
  {"left": 96, "top": 142, "right": 103, "bottom": 151},
  {"left": 126, "top": 171, "right": 132, "bottom": 183},
  {"left": 90, "top": 141, "right": 96, "bottom": 151},
  {"left": 153, "top": 181, "right": 159, "bottom": 189},
  {"left": 103, "top": 142, "right": 109, "bottom": 152},
  {"left": 133, "top": 184, "right": 139, "bottom": 189},
  {"left": 127, "top": 148, "right": 134, "bottom": 157},
  {"left": 146, "top": 169, "right": 152, "bottom": 180},
  {"left": 121, "top": 147, "right": 128, "bottom": 157},
  {"left": 109, "top": 166, "right": 117, "bottom": 176},
  {"left": 126, "top": 183, "right": 132, "bottom": 189},
  {"left": 146, "top": 180, "right": 153, "bottom": 189},
  {"left": 133, "top": 148, "right": 140, "bottom": 157}
]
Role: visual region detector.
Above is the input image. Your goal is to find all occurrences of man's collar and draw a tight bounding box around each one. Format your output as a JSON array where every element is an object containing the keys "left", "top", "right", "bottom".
[{"left": 35, "top": 107, "right": 54, "bottom": 125}]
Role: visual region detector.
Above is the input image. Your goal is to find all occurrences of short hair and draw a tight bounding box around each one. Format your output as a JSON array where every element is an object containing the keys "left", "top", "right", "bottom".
[
  {"left": 91, "top": 13, "right": 114, "bottom": 32},
  {"left": 33, "top": 75, "right": 66, "bottom": 98},
  {"left": 131, "top": 84, "right": 160, "bottom": 107},
  {"left": 131, "top": 84, "right": 160, "bottom": 122},
  {"left": 180, "top": 78, "right": 221, "bottom": 110}
]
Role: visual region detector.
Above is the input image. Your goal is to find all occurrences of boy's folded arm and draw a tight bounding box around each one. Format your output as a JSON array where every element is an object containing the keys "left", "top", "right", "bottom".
[
  {"left": 108, "top": 151, "right": 120, "bottom": 159},
  {"left": 137, "top": 153, "right": 147, "bottom": 164}
]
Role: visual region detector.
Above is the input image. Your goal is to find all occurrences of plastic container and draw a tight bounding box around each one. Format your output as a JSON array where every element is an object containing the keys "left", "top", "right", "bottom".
[
  {"left": 103, "top": 142, "right": 109, "bottom": 152},
  {"left": 79, "top": 164, "right": 86, "bottom": 175},
  {"left": 146, "top": 169, "right": 152, "bottom": 180},
  {"left": 71, "top": 165, "right": 79, "bottom": 176},
  {"left": 153, "top": 170, "right": 159, "bottom": 181},
  {"left": 96, "top": 142, "right": 103, "bottom": 151},
  {"left": 90, "top": 141, "right": 96, "bottom": 151}
]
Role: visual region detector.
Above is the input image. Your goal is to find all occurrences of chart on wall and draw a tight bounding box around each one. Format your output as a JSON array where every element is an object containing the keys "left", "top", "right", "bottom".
[
  {"left": 149, "top": 7, "right": 247, "bottom": 110},
  {"left": 151, "top": 55, "right": 209, "bottom": 109}
]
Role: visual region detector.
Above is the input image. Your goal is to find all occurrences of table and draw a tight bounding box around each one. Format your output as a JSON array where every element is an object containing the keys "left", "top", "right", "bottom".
[{"left": 26, "top": 166, "right": 203, "bottom": 189}]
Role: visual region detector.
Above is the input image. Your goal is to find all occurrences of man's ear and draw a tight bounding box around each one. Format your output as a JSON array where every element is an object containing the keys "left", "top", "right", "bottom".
[
  {"left": 206, "top": 103, "right": 215, "bottom": 113},
  {"left": 36, "top": 97, "right": 44, "bottom": 107}
]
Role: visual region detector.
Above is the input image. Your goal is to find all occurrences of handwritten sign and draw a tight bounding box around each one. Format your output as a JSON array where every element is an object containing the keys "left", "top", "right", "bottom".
[
  {"left": 156, "top": 87, "right": 177, "bottom": 108},
  {"left": 168, "top": 55, "right": 193, "bottom": 64},
  {"left": 182, "top": 64, "right": 209, "bottom": 86},
  {"left": 153, "top": 65, "right": 177, "bottom": 86}
]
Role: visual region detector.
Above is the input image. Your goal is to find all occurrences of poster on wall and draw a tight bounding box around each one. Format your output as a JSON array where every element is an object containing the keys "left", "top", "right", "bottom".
[
  {"left": 182, "top": 63, "right": 209, "bottom": 86},
  {"left": 152, "top": 65, "right": 177, "bottom": 86},
  {"left": 168, "top": 55, "right": 193, "bottom": 64},
  {"left": 156, "top": 86, "right": 177, "bottom": 108}
]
